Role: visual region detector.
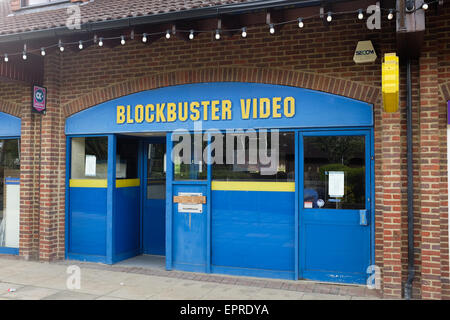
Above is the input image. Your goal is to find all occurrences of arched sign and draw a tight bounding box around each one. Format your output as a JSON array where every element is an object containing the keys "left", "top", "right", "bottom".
[{"left": 66, "top": 82, "right": 373, "bottom": 135}]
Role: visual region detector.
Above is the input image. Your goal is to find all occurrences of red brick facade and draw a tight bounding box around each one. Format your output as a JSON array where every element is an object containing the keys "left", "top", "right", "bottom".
[{"left": 1, "top": 4, "right": 450, "bottom": 299}]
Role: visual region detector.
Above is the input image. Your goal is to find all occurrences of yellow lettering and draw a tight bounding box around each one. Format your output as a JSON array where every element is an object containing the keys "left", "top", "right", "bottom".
[
  {"left": 284, "top": 97, "right": 295, "bottom": 118},
  {"left": 240, "top": 99, "right": 251, "bottom": 120},
  {"left": 252, "top": 98, "right": 258, "bottom": 119},
  {"left": 145, "top": 104, "right": 154, "bottom": 123},
  {"left": 201, "top": 101, "right": 210, "bottom": 121},
  {"left": 135, "top": 104, "right": 144, "bottom": 123},
  {"left": 126, "top": 105, "right": 134, "bottom": 123},
  {"left": 156, "top": 103, "right": 166, "bottom": 122},
  {"left": 178, "top": 102, "right": 188, "bottom": 122},
  {"left": 222, "top": 100, "right": 232, "bottom": 120},
  {"left": 211, "top": 100, "right": 220, "bottom": 121},
  {"left": 117, "top": 105, "right": 125, "bottom": 124},
  {"left": 167, "top": 103, "right": 177, "bottom": 122},
  {"left": 272, "top": 97, "right": 282, "bottom": 118},
  {"left": 259, "top": 98, "right": 271, "bottom": 119},
  {"left": 190, "top": 102, "right": 200, "bottom": 121}
]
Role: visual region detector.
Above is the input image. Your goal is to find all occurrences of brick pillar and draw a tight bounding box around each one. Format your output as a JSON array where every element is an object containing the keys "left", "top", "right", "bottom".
[
  {"left": 381, "top": 104, "right": 404, "bottom": 298},
  {"left": 418, "top": 41, "right": 442, "bottom": 299},
  {"left": 19, "top": 87, "right": 41, "bottom": 260},
  {"left": 39, "top": 53, "right": 66, "bottom": 261}
]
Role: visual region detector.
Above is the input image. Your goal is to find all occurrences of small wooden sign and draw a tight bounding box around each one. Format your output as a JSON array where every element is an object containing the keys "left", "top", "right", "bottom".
[{"left": 173, "top": 195, "right": 206, "bottom": 205}]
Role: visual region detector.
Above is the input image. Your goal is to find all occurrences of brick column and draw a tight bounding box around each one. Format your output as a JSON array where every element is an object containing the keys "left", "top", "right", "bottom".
[
  {"left": 419, "top": 42, "right": 442, "bottom": 299},
  {"left": 19, "top": 88, "right": 41, "bottom": 260},
  {"left": 380, "top": 103, "right": 404, "bottom": 298},
  {"left": 39, "top": 53, "right": 66, "bottom": 261}
]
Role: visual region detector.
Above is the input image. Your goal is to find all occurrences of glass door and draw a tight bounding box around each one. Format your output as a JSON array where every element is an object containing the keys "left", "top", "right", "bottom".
[{"left": 299, "top": 130, "right": 372, "bottom": 284}]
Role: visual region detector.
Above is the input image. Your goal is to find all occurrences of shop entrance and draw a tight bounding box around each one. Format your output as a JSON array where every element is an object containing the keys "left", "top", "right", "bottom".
[
  {"left": 299, "top": 130, "right": 373, "bottom": 284},
  {"left": 142, "top": 139, "right": 166, "bottom": 256}
]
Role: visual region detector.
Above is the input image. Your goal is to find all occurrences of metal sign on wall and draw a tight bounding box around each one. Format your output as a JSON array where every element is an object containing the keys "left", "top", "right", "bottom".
[{"left": 32, "top": 85, "right": 47, "bottom": 114}]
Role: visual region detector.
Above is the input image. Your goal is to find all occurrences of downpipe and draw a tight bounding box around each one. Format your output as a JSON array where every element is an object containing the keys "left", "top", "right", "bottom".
[{"left": 404, "top": 58, "right": 414, "bottom": 300}]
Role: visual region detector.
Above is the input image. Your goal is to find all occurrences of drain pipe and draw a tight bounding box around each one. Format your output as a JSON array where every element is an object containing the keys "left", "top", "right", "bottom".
[{"left": 404, "top": 57, "right": 414, "bottom": 300}]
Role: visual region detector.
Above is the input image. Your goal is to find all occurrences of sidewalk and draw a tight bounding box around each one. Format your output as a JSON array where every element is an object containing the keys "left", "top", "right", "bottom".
[{"left": 0, "top": 256, "right": 382, "bottom": 300}]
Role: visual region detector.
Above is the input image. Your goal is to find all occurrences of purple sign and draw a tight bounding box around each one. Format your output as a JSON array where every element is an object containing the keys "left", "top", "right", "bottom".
[{"left": 32, "top": 85, "right": 46, "bottom": 113}]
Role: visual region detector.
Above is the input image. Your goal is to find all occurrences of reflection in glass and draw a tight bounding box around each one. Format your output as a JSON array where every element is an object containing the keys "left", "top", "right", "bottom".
[
  {"left": 303, "top": 136, "right": 365, "bottom": 209},
  {"left": 116, "top": 138, "right": 138, "bottom": 179},
  {"left": 173, "top": 133, "right": 207, "bottom": 181},
  {"left": 147, "top": 143, "right": 166, "bottom": 200},
  {"left": 71, "top": 137, "right": 108, "bottom": 179},
  {"left": 0, "top": 139, "right": 20, "bottom": 248}
]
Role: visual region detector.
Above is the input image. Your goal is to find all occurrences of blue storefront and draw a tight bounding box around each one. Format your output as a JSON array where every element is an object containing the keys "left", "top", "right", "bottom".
[
  {"left": 65, "top": 82, "right": 374, "bottom": 284},
  {"left": 0, "top": 112, "right": 21, "bottom": 256}
]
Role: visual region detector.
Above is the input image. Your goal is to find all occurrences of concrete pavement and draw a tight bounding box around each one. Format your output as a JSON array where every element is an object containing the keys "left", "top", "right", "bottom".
[{"left": 0, "top": 256, "right": 381, "bottom": 300}]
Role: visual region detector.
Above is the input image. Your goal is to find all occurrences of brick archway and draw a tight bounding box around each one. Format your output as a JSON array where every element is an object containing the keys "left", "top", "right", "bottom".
[
  {"left": 63, "top": 68, "right": 381, "bottom": 117},
  {"left": 0, "top": 100, "right": 22, "bottom": 118}
]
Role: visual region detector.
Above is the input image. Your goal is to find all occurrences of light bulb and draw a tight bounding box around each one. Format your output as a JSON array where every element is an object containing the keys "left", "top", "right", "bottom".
[
  {"left": 189, "top": 30, "right": 194, "bottom": 40},
  {"left": 269, "top": 24, "right": 275, "bottom": 34},
  {"left": 358, "top": 9, "right": 364, "bottom": 20},
  {"left": 241, "top": 27, "right": 247, "bottom": 38},
  {"left": 422, "top": 3, "right": 428, "bottom": 10},
  {"left": 166, "top": 30, "right": 171, "bottom": 39},
  {"left": 4, "top": 54, "right": 8, "bottom": 62},
  {"left": 298, "top": 18, "right": 304, "bottom": 28},
  {"left": 41, "top": 48, "right": 46, "bottom": 56},
  {"left": 120, "top": 36, "right": 125, "bottom": 45},
  {"left": 98, "top": 37, "right": 104, "bottom": 47},
  {"left": 388, "top": 9, "right": 394, "bottom": 20},
  {"left": 327, "top": 12, "right": 332, "bottom": 22},
  {"left": 215, "top": 30, "right": 221, "bottom": 40},
  {"left": 78, "top": 41, "right": 83, "bottom": 50},
  {"left": 142, "top": 33, "right": 148, "bottom": 43},
  {"left": 22, "top": 52, "right": 27, "bottom": 60}
]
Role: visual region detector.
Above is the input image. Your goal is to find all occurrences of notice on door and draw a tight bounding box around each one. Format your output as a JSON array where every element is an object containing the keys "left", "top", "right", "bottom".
[
  {"left": 177, "top": 192, "right": 203, "bottom": 213},
  {"left": 328, "top": 171, "right": 345, "bottom": 198}
]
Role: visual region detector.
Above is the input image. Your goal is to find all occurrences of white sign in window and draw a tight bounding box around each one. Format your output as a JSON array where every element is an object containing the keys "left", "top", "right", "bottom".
[
  {"left": 85, "top": 155, "right": 97, "bottom": 177},
  {"left": 328, "top": 171, "right": 345, "bottom": 198}
]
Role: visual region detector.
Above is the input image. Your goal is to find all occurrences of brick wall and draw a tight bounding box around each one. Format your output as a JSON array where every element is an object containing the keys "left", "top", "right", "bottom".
[{"left": 0, "top": 4, "right": 450, "bottom": 299}]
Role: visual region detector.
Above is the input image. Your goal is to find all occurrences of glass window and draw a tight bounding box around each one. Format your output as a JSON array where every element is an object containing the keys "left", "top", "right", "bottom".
[
  {"left": 212, "top": 131, "right": 295, "bottom": 181},
  {"left": 116, "top": 138, "right": 138, "bottom": 179},
  {"left": 303, "top": 135, "right": 365, "bottom": 210},
  {"left": 0, "top": 139, "right": 20, "bottom": 248},
  {"left": 147, "top": 143, "right": 166, "bottom": 199},
  {"left": 172, "top": 133, "right": 207, "bottom": 181},
  {"left": 71, "top": 137, "right": 108, "bottom": 179},
  {"left": 22, "top": 0, "right": 61, "bottom": 7}
]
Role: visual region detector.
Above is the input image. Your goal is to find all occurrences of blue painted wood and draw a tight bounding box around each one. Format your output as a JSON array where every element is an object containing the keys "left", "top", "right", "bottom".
[
  {"left": 172, "top": 184, "right": 207, "bottom": 272},
  {"left": 0, "top": 112, "right": 21, "bottom": 137},
  {"left": 0, "top": 247, "right": 19, "bottom": 255},
  {"left": 65, "top": 83, "right": 373, "bottom": 135},
  {"left": 211, "top": 190, "right": 295, "bottom": 273},
  {"left": 68, "top": 187, "right": 107, "bottom": 256},
  {"left": 165, "top": 134, "right": 173, "bottom": 270},
  {"left": 114, "top": 186, "right": 140, "bottom": 261},
  {"left": 298, "top": 129, "right": 372, "bottom": 285},
  {"left": 211, "top": 266, "right": 295, "bottom": 280},
  {"left": 106, "top": 135, "right": 116, "bottom": 264},
  {"left": 65, "top": 136, "right": 71, "bottom": 260}
]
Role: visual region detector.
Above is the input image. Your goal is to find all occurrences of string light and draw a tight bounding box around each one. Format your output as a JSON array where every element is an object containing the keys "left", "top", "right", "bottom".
[
  {"left": 1, "top": 5, "right": 432, "bottom": 60},
  {"left": 326, "top": 12, "right": 332, "bottom": 22},
  {"left": 241, "top": 27, "right": 247, "bottom": 38},
  {"left": 358, "top": 9, "right": 364, "bottom": 20},
  {"left": 269, "top": 24, "right": 275, "bottom": 34},
  {"left": 388, "top": 9, "right": 394, "bottom": 20}
]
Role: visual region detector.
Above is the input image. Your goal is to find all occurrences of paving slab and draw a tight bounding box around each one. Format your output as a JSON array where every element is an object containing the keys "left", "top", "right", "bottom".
[
  {"left": 0, "top": 285, "right": 59, "bottom": 300},
  {"left": 42, "top": 290, "right": 99, "bottom": 300}
]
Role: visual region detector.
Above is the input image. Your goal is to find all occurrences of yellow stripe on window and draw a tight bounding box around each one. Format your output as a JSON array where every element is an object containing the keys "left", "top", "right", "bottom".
[
  {"left": 116, "top": 179, "right": 140, "bottom": 188},
  {"left": 211, "top": 181, "right": 295, "bottom": 192},
  {"left": 69, "top": 179, "right": 107, "bottom": 188}
]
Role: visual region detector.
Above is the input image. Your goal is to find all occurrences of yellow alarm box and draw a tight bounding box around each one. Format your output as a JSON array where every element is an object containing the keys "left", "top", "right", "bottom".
[{"left": 382, "top": 53, "right": 399, "bottom": 113}]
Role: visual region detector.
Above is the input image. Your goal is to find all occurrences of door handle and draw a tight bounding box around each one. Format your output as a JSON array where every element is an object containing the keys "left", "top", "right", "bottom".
[{"left": 359, "top": 210, "right": 369, "bottom": 226}]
